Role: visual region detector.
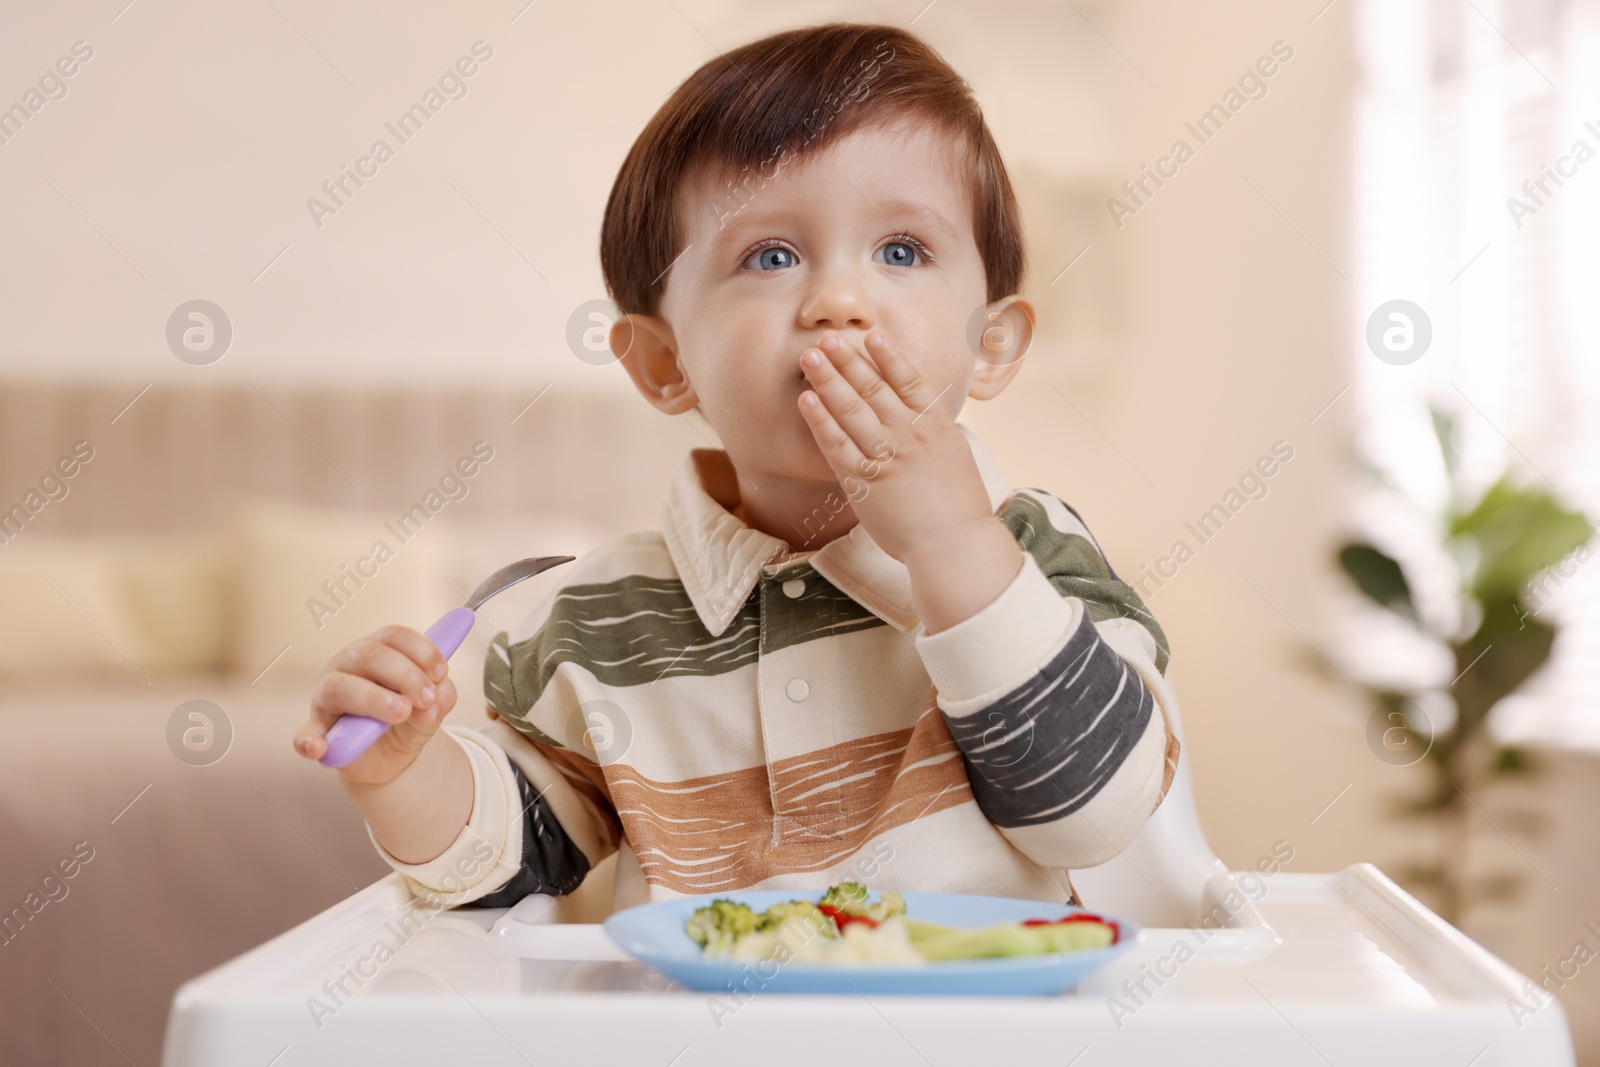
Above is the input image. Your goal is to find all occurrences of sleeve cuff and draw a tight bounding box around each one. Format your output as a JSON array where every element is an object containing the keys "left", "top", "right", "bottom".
[
  {"left": 365, "top": 724, "right": 527, "bottom": 907},
  {"left": 912, "top": 550, "right": 1081, "bottom": 715}
]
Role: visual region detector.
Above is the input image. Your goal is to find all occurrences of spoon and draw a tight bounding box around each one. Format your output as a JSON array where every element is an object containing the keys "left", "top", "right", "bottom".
[{"left": 318, "top": 554, "right": 576, "bottom": 768}]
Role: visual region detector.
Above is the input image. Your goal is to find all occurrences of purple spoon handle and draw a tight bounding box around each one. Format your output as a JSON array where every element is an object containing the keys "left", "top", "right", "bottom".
[{"left": 318, "top": 607, "right": 478, "bottom": 769}]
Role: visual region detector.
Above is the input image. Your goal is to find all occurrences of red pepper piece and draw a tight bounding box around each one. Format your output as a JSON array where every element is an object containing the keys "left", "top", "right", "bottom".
[
  {"left": 1019, "top": 911, "right": 1119, "bottom": 943},
  {"left": 817, "top": 903, "right": 880, "bottom": 932}
]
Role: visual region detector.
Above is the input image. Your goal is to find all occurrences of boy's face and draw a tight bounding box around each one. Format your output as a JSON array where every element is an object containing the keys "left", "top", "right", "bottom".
[{"left": 618, "top": 118, "right": 1031, "bottom": 487}]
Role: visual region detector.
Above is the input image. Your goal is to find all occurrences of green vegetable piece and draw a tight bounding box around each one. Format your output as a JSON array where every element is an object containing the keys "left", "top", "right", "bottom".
[
  {"left": 861, "top": 889, "right": 906, "bottom": 923},
  {"left": 819, "top": 880, "right": 870, "bottom": 914},
  {"left": 684, "top": 898, "right": 761, "bottom": 956},
  {"left": 757, "top": 900, "right": 837, "bottom": 939},
  {"left": 905, "top": 918, "right": 1114, "bottom": 961},
  {"left": 819, "top": 881, "right": 904, "bottom": 922}
]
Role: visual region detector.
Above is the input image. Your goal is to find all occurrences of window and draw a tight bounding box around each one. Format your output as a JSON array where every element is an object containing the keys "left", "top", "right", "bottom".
[{"left": 1352, "top": 0, "right": 1600, "bottom": 746}]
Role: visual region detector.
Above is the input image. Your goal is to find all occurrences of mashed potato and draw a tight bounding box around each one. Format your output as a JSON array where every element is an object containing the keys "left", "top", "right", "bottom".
[{"left": 727, "top": 915, "right": 926, "bottom": 966}]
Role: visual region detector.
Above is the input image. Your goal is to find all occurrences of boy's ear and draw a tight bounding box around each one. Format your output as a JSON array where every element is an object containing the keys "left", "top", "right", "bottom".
[
  {"left": 967, "top": 295, "right": 1035, "bottom": 401},
  {"left": 612, "top": 313, "right": 699, "bottom": 413}
]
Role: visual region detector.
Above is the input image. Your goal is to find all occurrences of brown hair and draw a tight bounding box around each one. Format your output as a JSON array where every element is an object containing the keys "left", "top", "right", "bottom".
[{"left": 599, "top": 22, "right": 1025, "bottom": 317}]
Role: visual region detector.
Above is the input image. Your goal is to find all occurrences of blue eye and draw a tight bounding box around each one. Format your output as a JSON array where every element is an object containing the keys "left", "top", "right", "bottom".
[
  {"left": 878, "top": 239, "right": 924, "bottom": 267},
  {"left": 743, "top": 242, "right": 796, "bottom": 271}
]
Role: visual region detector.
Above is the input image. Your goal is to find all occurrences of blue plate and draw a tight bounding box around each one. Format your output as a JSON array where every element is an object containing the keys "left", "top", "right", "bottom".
[{"left": 603, "top": 889, "right": 1140, "bottom": 995}]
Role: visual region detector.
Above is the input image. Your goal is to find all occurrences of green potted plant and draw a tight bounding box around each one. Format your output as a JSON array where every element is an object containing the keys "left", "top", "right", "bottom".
[{"left": 1332, "top": 407, "right": 1592, "bottom": 925}]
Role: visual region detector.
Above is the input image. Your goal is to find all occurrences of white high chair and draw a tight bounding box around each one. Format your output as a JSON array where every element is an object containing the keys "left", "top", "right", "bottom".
[{"left": 164, "top": 689, "right": 1576, "bottom": 1066}]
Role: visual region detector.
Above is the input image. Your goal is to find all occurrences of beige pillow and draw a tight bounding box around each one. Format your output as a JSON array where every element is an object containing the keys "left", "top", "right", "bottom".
[
  {"left": 0, "top": 533, "right": 229, "bottom": 680},
  {"left": 114, "top": 533, "right": 231, "bottom": 673},
  {"left": 227, "top": 497, "right": 453, "bottom": 679},
  {"left": 0, "top": 502, "right": 611, "bottom": 685}
]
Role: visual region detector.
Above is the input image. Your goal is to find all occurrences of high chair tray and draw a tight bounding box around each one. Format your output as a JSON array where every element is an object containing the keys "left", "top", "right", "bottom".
[{"left": 162, "top": 863, "right": 1574, "bottom": 1066}]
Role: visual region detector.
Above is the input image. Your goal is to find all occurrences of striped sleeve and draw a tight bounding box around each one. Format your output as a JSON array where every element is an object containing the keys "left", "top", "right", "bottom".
[
  {"left": 364, "top": 723, "right": 613, "bottom": 907},
  {"left": 454, "top": 748, "right": 593, "bottom": 907},
  {"left": 362, "top": 724, "right": 533, "bottom": 906},
  {"left": 912, "top": 488, "right": 1180, "bottom": 869}
]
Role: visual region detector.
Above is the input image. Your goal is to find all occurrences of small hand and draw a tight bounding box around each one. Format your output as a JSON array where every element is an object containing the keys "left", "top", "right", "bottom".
[
  {"left": 796, "top": 329, "right": 996, "bottom": 564},
  {"left": 295, "top": 625, "right": 456, "bottom": 786}
]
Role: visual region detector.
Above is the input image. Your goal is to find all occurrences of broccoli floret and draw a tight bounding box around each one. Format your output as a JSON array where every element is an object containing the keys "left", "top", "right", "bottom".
[
  {"left": 819, "top": 881, "right": 904, "bottom": 922},
  {"left": 819, "top": 880, "right": 870, "bottom": 914},
  {"left": 861, "top": 889, "right": 906, "bottom": 923},
  {"left": 758, "top": 900, "right": 837, "bottom": 939},
  {"left": 684, "top": 899, "right": 760, "bottom": 955}
]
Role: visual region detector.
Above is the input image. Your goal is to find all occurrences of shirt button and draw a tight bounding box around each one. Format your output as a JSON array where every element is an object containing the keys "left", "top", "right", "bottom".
[
  {"left": 782, "top": 578, "right": 805, "bottom": 598},
  {"left": 786, "top": 678, "right": 810, "bottom": 702}
]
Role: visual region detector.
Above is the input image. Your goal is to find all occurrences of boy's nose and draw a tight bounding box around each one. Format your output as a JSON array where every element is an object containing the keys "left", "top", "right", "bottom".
[{"left": 799, "top": 278, "right": 874, "bottom": 334}]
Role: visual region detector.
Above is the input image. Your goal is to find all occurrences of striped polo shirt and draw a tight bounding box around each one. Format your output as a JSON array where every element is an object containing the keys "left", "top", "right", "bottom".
[{"left": 367, "top": 424, "right": 1180, "bottom": 913}]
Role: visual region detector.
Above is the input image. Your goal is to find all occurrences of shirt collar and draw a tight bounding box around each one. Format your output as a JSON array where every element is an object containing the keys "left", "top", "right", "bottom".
[{"left": 659, "top": 423, "right": 1013, "bottom": 638}]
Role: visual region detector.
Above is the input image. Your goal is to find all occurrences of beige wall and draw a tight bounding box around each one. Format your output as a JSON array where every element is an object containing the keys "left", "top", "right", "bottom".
[{"left": 966, "top": 0, "right": 1383, "bottom": 879}]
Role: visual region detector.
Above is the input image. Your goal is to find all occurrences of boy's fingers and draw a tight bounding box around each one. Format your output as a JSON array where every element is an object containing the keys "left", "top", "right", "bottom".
[
  {"left": 816, "top": 333, "right": 902, "bottom": 423},
  {"left": 400, "top": 678, "right": 455, "bottom": 733},
  {"left": 314, "top": 671, "right": 419, "bottom": 725},
  {"left": 373, "top": 624, "right": 450, "bottom": 682},
  {"left": 435, "top": 676, "right": 458, "bottom": 716},
  {"left": 293, "top": 720, "right": 327, "bottom": 759},
  {"left": 802, "top": 342, "right": 885, "bottom": 448},
  {"left": 798, "top": 386, "right": 870, "bottom": 476},
  {"left": 410, "top": 699, "right": 447, "bottom": 732},
  {"left": 333, "top": 639, "right": 437, "bottom": 708},
  {"left": 864, "top": 331, "right": 938, "bottom": 414}
]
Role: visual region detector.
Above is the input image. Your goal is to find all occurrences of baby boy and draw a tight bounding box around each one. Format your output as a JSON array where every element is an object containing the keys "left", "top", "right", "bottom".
[{"left": 294, "top": 21, "right": 1180, "bottom": 913}]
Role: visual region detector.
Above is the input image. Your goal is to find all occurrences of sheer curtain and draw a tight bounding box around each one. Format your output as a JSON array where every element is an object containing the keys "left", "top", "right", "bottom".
[{"left": 1352, "top": 0, "right": 1600, "bottom": 746}]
